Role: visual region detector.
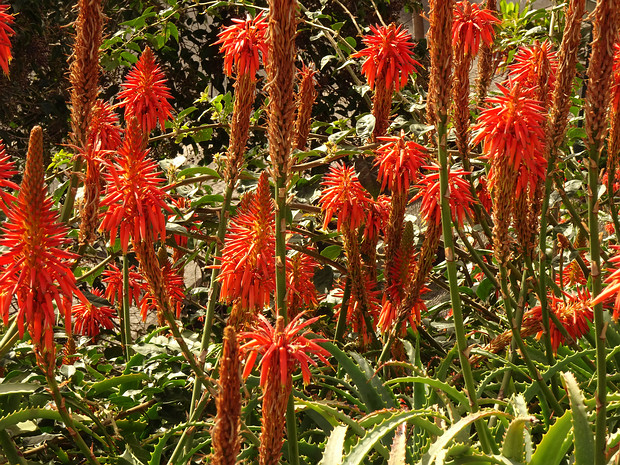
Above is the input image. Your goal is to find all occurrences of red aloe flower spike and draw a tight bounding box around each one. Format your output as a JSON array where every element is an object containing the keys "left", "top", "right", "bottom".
[
  {"left": 0, "top": 140, "right": 18, "bottom": 212},
  {"left": 88, "top": 100, "right": 123, "bottom": 151},
  {"left": 352, "top": 23, "right": 420, "bottom": 139},
  {"left": 452, "top": 0, "right": 500, "bottom": 58},
  {"left": 0, "top": 127, "right": 84, "bottom": 366},
  {"left": 215, "top": 12, "right": 268, "bottom": 80},
  {"left": 102, "top": 263, "right": 144, "bottom": 307},
  {"left": 375, "top": 130, "right": 427, "bottom": 195},
  {"left": 529, "top": 289, "right": 594, "bottom": 353},
  {"left": 72, "top": 288, "right": 116, "bottom": 339},
  {"left": 507, "top": 40, "right": 558, "bottom": 106},
  {"left": 0, "top": 4, "right": 15, "bottom": 76},
  {"left": 592, "top": 244, "right": 620, "bottom": 321},
  {"left": 240, "top": 314, "right": 330, "bottom": 465},
  {"left": 139, "top": 259, "right": 185, "bottom": 324},
  {"left": 217, "top": 172, "right": 276, "bottom": 312},
  {"left": 318, "top": 162, "right": 372, "bottom": 232},
  {"left": 610, "top": 42, "right": 620, "bottom": 113},
  {"left": 471, "top": 83, "right": 547, "bottom": 196},
  {"left": 99, "top": 117, "right": 171, "bottom": 253},
  {"left": 117, "top": 47, "right": 173, "bottom": 134},
  {"left": 415, "top": 165, "right": 475, "bottom": 228},
  {"left": 286, "top": 250, "right": 319, "bottom": 318},
  {"left": 351, "top": 23, "right": 420, "bottom": 92}
]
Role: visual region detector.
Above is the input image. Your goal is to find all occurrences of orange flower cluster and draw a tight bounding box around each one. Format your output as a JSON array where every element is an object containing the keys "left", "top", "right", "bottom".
[
  {"left": 218, "top": 172, "right": 275, "bottom": 311},
  {"left": 240, "top": 313, "right": 329, "bottom": 387},
  {"left": 0, "top": 4, "right": 14, "bottom": 75},
  {"left": 72, "top": 289, "right": 116, "bottom": 338},
  {"left": 529, "top": 290, "right": 593, "bottom": 353},
  {"left": 102, "top": 264, "right": 144, "bottom": 308},
  {"left": 472, "top": 84, "right": 547, "bottom": 197},
  {"left": 452, "top": 0, "right": 500, "bottom": 57},
  {"left": 88, "top": 100, "right": 123, "bottom": 151},
  {"left": 507, "top": 40, "right": 558, "bottom": 104},
  {"left": 592, "top": 245, "right": 620, "bottom": 320},
  {"left": 415, "top": 165, "right": 475, "bottom": 227},
  {"left": 117, "top": 47, "right": 173, "bottom": 134},
  {"left": 286, "top": 251, "right": 319, "bottom": 316},
  {"left": 0, "top": 128, "right": 83, "bottom": 361},
  {"left": 375, "top": 131, "right": 427, "bottom": 195},
  {"left": 215, "top": 13, "right": 268, "bottom": 79},
  {"left": 0, "top": 141, "right": 18, "bottom": 212},
  {"left": 99, "top": 118, "right": 171, "bottom": 253},
  {"left": 139, "top": 259, "right": 185, "bottom": 321},
  {"left": 351, "top": 23, "right": 420, "bottom": 92},
  {"left": 610, "top": 42, "right": 620, "bottom": 112},
  {"left": 319, "top": 162, "right": 372, "bottom": 232}
]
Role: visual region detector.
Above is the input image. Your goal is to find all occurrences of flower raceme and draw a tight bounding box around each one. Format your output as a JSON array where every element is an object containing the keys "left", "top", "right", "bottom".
[
  {"left": 452, "top": 0, "right": 500, "bottom": 57},
  {"left": 72, "top": 289, "right": 116, "bottom": 339},
  {"left": 529, "top": 289, "right": 594, "bottom": 353},
  {"left": 0, "top": 127, "right": 84, "bottom": 362},
  {"left": 99, "top": 118, "right": 171, "bottom": 253},
  {"left": 0, "top": 140, "right": 18, "bottom": 212},
  {"left": 0, "top": 4, "right": 14, "bottom": 75},
  {"left": 215, "top": 12, "right": 268, "bottom": 79},
  {"left": 471, "top": 83, "right": 547, "bottom": 197},
  {"left": 319, "top": 162, "right": 372, "bottom": 232},
  {"left": 117, "top": 47, "right": 173, "bottom": 134},
  {"left": 374, "top": 131, "right": 427, "bottom": 196},
  {"left": 217, "top": 172, "right": 275, "bottom": 312},
  {"left": 351, "top": 23, "right": 420, "bottom": 92},
  {"left": 592, "top": 245, "right": 620, "bottom": 321},
  {"left": 414, "top": 165, "right": 475, "bottom": 228},
  {"left": 240, "top": 313, "right": 330, "bottom": 388},
  {"left": 139, "top": 259, "right": 185, "bottom": 323},
  {"left": 102, "top": 264, "right": 144, "bottom": 308},
  {"left": 506, "top": 40, "right": 558, "bottom": 104}
]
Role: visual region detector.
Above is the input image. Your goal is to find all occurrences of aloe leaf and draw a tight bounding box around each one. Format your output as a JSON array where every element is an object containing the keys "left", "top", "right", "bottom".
[
  {"left": 387, "top": 423, "right": 407, "bottom": 465},
  {"left": 385, "top": 376, "right": 469, "bottom": 407},
  {"left": 350, "top": 352, "right": 396, "bottom": 408},
  {"left": 85, "top": 373, "right": 148, "bottom": 398},
  {"left": 0, "top": 383, "right": 39, "bottom": 396},
  {"left": 501, "top": 416, "right": 534, "bottom": 462},
  {"left": 319, "top": 342, "right": 386, "bottom": 413},
  {"left": 529, "top": 410, "right": 573, "bottom": 465},
  {"left": 561, "top": 371, "right": 594, "bottom": 465},
  {"left": 319, "top": 425, "right": 348, "bottom": 465},
  {"left": 342, "top": 410, "right": 442, "bottom": 465},
  {"left": 421, "top": 410, "right": 510, "bottom": 465}
]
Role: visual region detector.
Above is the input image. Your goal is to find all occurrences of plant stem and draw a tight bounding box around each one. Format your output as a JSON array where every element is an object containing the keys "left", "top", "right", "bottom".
[
  {"left": 334, "top": 277, "right": 351, "bottom": 343},
  {"left": 60, "top": 158, "right": 83, "bottom": 224},
  {"left": 499, "top": 265, "right": 564, "bottom": 416},
  {"left": 0, "top": 430, "right": 27, "bottom": 465},
  {"left": 45, "top": 368, "right": 101, "bottom": 465},
  {"left": 436, "top": 108, "right": 492, "bottom": 452},
  {"left": 588, "top": 140, "right": 606, "bottom": 465},
  {"left": 172, "top": 183, "right": 233, "bottom": 461},
  {"left": 122, "top": 254, "right": 132, "bottom": 361}
]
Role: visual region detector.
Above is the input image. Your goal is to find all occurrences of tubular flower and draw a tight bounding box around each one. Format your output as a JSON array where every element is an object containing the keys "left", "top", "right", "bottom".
[
  {"left": 375, "top": 131, "right": 427, "bottom": 195},
  {"left": 471, "top": 84, "right": 547, "bottom": 197},
  {"left": 117, "top": 47, "right": 173, "bottom": 134},
  {"left": 72, "top": 289, "right": 116, "bottom": 339},
  {"left": 452, "top": 0, "right": 500, "bottom": 57},
  {"left": 218, "top": 172, "right": 275, "bottom": 312},
  {"left": 88, "top": 100, "right": 123, "bottom": 151},
  {"left": 319, "top": 162, "right": 372, "bottom": 232},
  {"left": 139, "top": 260, "right": 185, "bottom": 323},
  {"left": 351, "top": 23, "right": 419, "bottom": 92},
  {"left": 240, "top": 313, "right": 330, "bottom": 387},
  {"left": 0, "top": 140, "right": 18, "bottom": 212},
  {"left": 610, "top": 42, "right": 620, "bottom": 113},
  {"left": 240, "top": 314, "right": 329, "bottom": 465},
  {"left": 506, "top": 40, "right": 558, "bottom": 105},
  {"left": 102, "top": 263, "right": 144, "bottom": 307},
  {"left": 334, "top": 274, "right": 381, "bottom": 347},
  {"left": 78, "top": 145, "right": 109, "bottom": 245},
  {"left": 528, "top": 290, "right": 594, "bottom": 353},
  {"left": 99, "top": 118, "right": 171, "bottom": 253},
  {"left": 414, "top": 165, "right": 475, "bottom": 228},
  {"left": 592, "top": 245, "right": 620, "bottom": 320},
  {"left": 364, "top": 194, "right": 391, "bottom": 244},
  {"left": 286, "top": 250, "right": 319, "bottom": 318},
  {"left": 0, "top": 127, "right": 83, "bottom": 364},
  {"left": 0, "top": 4, "right": 14, "bottom": 75},
  {"left": 215, "top": 13, "right": 268, "bottom": 79}
]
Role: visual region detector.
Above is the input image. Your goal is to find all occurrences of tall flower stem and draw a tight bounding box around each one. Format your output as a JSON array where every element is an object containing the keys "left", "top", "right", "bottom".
[
  {"left": 121, "top": 254, "right": 132, "bottom": 360},
  {"left": 498, "top": 265, "right": 564, "bottom": 415},
  {"left": 334, "top": 277, "right": 351, "bottom": 343},
  {"left": 45, "top": 368, "right": 101, "bottom": 465},
  {"left": 583, "top": 1, "right": 617, "bottom": 461}
]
